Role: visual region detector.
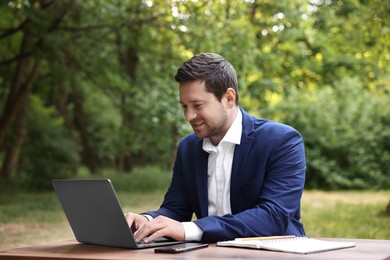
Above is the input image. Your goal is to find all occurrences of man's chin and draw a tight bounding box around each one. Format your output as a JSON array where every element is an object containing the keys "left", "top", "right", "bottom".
[
  {"left": 194, "top": 132, "right": 206, "bottom": 139},
  {"left": 193, "top": 129, "right": 207, "bottom": 139}
]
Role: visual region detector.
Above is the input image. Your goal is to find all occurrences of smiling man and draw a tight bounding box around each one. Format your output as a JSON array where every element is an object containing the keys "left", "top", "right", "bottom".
[{"left": 125, "top": 53, "right": 306, "bottom": 243}]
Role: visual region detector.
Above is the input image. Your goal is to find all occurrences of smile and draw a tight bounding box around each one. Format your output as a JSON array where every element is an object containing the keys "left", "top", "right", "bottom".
[{"left": 192, "top": 122, "right": 204, "bottom": 128}]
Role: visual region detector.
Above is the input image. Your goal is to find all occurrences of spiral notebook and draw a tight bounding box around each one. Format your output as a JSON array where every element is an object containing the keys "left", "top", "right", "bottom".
[{"left": 217, "top": 236, "right": 355, "bottom": 254}]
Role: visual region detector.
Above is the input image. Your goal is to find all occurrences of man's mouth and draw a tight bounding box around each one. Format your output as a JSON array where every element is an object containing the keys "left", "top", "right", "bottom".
[{"left": 192, "top": 122, "right": 204, "bottom": 129}]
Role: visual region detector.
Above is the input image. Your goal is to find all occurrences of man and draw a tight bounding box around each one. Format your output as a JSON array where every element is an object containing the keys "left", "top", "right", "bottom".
[{"left": 125, "top": 53, "right": 306, "bottom": 243}]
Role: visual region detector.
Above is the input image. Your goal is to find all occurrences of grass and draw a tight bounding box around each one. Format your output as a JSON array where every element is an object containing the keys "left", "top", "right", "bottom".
[
  {"left": 300, "top": 190, "right": 390, "bottom": 239},
  {"left": 0, "top": 167, "right": 389, "bottom": 249}
]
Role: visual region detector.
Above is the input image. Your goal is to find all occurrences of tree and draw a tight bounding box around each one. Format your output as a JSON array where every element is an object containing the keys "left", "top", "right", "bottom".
[
  {"left": 0, "top": 0, "right": 388, "bottom": 189},
  {"left": 0, "top": 0, "right": 67, "bottom": 178}
]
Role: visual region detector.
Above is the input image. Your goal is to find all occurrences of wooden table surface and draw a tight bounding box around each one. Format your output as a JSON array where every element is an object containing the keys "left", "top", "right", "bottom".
[{"left": 0, "top": 238, "right": 389, "bottom": 260}]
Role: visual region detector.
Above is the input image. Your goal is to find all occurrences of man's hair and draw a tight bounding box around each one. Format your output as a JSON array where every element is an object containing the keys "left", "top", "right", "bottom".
[{"left": 174, "top": 53, "right": 239, "bottom": 105}]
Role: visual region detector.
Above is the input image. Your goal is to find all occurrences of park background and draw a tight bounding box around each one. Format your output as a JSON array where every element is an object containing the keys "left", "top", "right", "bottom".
[{"left": 0, "top": 0, "right": 389, "bottom": 249}]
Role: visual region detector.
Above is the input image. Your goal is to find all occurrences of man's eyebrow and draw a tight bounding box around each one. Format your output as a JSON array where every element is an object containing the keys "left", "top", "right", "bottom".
[{"left": 180, "top": 99, "right": 205, "bottom": 104}]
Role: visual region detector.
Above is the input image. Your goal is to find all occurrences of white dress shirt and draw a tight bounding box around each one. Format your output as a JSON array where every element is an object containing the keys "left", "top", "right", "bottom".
[{"left": 183, "top": 108, "right": 242, "bottom": 240}]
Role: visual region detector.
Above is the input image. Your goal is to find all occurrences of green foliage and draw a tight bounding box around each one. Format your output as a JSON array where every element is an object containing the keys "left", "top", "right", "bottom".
[
  {"left": 0, "top": 0, "right": 389, "bottom": 189},
  {"left": 263, "top": 77, "right": 390, "bottom": 190},
  {"left": 0, "top": 192, "right": 62, "bottom": 222},
  {"left": 75, "top": 165, "right": 172, "bottom": 192},
  {"left": 79, "top": 81, "right": 122, "bottom": 165},
  {"left": 18, "top": 95, "right": 80, "bottom": 190}
]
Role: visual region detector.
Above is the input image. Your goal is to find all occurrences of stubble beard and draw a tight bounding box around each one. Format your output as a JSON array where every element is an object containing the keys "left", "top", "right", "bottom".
[{"left": 192, "top": 107, "right": 228, "bottom": 141}]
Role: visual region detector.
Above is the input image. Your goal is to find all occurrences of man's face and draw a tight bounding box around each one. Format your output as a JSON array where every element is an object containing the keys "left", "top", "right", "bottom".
[{"left": 179, "top": 80, "right": 230, "bottom": 145}]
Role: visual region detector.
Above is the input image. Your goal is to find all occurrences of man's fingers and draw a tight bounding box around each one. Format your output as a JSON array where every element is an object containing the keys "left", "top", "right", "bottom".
[
  {"left": 124, "top": 213, "right": 134, "bottom": 227},
  {"left": 134, "top": 219, "right": 165, "bottom": 243},
  {"left": 124, "top": 212, "right": 149, "bottom": 231},
  {"left": 134, "top": 216, "right": 185, "bottom": 243},
  {"left": 143, "top": 228, "right": 167, "bottom": 243}
]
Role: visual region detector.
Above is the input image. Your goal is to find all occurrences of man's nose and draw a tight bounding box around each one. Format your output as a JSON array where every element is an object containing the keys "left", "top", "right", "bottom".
[{"left": 184, "top": 109, "right": 197, "bottom": 122}]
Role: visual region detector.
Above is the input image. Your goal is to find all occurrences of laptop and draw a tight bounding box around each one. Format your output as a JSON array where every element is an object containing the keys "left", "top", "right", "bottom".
[{"left": 52, "top": 179, "right": 184, "bottom": 249}]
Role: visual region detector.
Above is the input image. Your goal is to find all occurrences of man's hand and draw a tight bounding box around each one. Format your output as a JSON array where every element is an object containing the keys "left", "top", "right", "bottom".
[
  {"left": 133, "top": 215, "right": 185, "bottom": 243},
  {"left": 124, "top": 212, "right": 149, "bottom": 231}
]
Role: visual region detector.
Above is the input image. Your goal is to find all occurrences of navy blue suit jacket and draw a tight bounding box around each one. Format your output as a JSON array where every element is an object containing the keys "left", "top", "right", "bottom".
[{"left": 147, "top": 108, "right": 306, "bottom": 242}]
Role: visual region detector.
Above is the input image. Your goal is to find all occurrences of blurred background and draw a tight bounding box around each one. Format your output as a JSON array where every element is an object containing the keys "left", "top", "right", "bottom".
[
  {"left": 0, "top": 0, "right": 389, "bottom": 248},
  {"left": 1, "top": 0, "right": 389, "bottom": 190}
]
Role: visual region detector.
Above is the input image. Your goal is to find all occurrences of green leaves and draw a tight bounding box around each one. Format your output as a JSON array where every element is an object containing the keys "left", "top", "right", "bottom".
[
  {"left": 264, "top": 77, "right": 390, "bottom": 190},
  {"left": 0, "top": 0, "right": 388, "bottom": 189}
]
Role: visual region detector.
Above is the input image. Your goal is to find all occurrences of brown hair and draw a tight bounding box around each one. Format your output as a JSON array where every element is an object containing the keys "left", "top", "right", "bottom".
[{"left": 175, "top": 53, "right": 239, "bottom": 105}]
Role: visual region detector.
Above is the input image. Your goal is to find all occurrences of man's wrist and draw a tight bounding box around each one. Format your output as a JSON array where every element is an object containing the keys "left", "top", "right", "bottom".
[
  {"left": 182, "top": 222, "right": 203, "bottom": 241},
  {"left": 141, "top": 214, "right": 153, "bottom": 221}
]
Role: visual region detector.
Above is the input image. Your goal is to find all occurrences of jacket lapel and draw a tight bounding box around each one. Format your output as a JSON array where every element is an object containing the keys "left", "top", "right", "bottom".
[
  {"left": 195, "top": 140, "right": 210, "bottom": 218},
  {"left": 230, "top": 109, "right": 255, "bottom": 213}
]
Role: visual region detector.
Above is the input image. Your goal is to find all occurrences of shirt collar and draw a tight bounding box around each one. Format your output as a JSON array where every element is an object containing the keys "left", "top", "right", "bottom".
[{"left": 202, "top": 108, "right": 242, "bottom": 152}]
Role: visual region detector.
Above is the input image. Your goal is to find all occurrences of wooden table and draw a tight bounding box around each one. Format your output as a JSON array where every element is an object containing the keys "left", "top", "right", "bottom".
[{"left": 0, "top": 238, "right": 389, "bottom": 260}]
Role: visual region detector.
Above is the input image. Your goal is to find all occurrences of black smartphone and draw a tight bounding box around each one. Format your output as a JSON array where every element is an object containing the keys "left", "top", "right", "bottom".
[{"left": 154, "top": 242, "right": 208, "bottom": 253}]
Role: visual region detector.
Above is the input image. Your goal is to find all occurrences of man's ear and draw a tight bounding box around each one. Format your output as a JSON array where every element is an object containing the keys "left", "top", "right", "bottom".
[{"left": 225, "top": 88, "right": 236, "bottom": 108}]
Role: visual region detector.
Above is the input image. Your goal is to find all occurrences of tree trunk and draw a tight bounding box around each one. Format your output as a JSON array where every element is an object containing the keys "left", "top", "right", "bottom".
[
  {"left": 0, "top": 0, "right": 61, "bottom": 178},
  {"left": 0, "top": 29, "right": 37, "bottom": 148},
  {"left": 0, "top": 102, "right": 28, "bottom": 178},
  {"left": 115, "top": 32, "right": 140, "bottom": 172},
  {"left": 71, "top": 85, "right": 99, "bottom": 174},
  {"left": 0, "top": 54, "right": 41, "bottom": 179}
]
